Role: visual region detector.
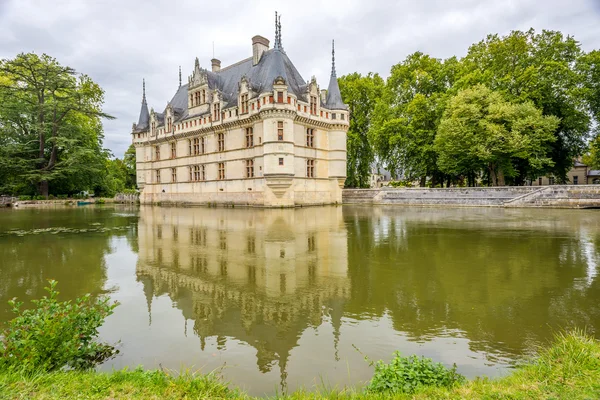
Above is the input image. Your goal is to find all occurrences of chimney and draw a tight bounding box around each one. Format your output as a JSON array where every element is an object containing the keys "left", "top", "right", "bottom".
[
  {"left": 320, "top": 89, "right": 327, "bottom": 104},
  {"left": 252, "top": 35, "right": 270, "bottom": 65},
  {"left": 211, "top": 58, "right": 221, "bottom": 72}
]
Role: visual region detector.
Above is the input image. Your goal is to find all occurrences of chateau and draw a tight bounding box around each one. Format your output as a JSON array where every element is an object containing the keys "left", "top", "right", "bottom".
[{"left": 131, "top": 15, "right": 348, "bottom": 207}]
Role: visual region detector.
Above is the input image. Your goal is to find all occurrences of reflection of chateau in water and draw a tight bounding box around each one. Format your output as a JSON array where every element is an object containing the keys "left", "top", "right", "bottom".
[{"left": 136, "top": 206, "right": 349, "bottom": 386}]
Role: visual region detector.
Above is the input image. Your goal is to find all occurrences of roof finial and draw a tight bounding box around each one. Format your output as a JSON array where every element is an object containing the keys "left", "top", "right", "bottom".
[
  {"left": 274, "top": 11, "right": 279, "bottom": 49},
  {"left": 195, "top": 57, "right": 199, "bottom": 69},
  {"left": 331, "top": 39, "right": 336, "bottom": 77},
  {"left": 278, "top": 14, "right": 283, "bottom": 51},
  {"left": 178, "top": 66, "right": 182, "bottom": 87},
  {"left": 142, "top": 78, "right": 146, "bottom": 102}
]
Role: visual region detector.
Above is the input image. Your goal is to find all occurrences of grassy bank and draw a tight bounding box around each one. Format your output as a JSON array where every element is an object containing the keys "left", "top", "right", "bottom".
[{"left": 1, "top": 331, "right": 599, "bottom": 399}]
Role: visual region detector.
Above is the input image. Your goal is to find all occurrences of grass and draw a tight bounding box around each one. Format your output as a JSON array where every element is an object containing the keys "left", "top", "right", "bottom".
[{"left": 1, "top": 331, "right": 599, "bottom": 399}]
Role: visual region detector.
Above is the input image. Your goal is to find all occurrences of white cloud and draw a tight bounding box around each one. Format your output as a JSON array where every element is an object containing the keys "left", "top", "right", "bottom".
[{"left": 1, "top": 0, "right": 599, "bottom": 157}]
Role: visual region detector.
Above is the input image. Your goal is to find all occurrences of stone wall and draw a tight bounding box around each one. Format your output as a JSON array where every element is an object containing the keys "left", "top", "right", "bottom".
[
  {"left": 343, "top": 186, "right": 600, "bottom": 208},
  {"left": 114, "top": 193, "right": 140, "bottom": 203}
]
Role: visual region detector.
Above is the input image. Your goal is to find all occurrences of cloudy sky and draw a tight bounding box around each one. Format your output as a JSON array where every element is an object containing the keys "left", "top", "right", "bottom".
[{"left": 1, "top": 0, "right": 599, "bottom": 157}]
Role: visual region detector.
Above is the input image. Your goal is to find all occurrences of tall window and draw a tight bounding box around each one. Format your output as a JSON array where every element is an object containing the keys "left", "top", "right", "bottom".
[
  {"left": 218, "top": 163, "right": 225, "bottom": 180},
  {"left": 246, "top": 127, "right": 254, "bottom": 147},
  {"left": 549, "top": 177, "right": 555, "bottom": 185},
  {"left": 306, "top": 159, "right": 315, "bottom": 178},
  {"left": 167, "top": 117, "right": 173, "bottom": 132},
  {"left": 310, "top": 96, "right": 317, "bottom": 115},
  {"left": 277, "top": 91, "right": 283, "bottom": 103},
  {"left": 306, "top": 128, "right": 315, "bottom": 147},
  {"left": 193, "top": 165, "right": 201, "bottom": 181},
  {"left": 201, "top": 137, "right": 205, "bottom": 154},
  {"left": 241, "top": 94, "right": 249, "bottom": 113},
  {"left": 188, "top": 139, "right": 192, "bottom": 155},
  {"left": 189, "top": 166, "right": 193, "bottom": 181},
  {"left": 332, "top": 113, "right": 337, "bottom": 120},
  {"left": 246, "top": 159, "right": 254, "bottom": 178},
  {"left": 155, "top": 169, "right": 161, "bottom": 183},
  {"left": 341, "top": 113, "right": 345, "bottom": 120},
  {"left": 213, "top": 103, "right": 220, "bottom": 121},
  {"left": 202, "top": 90, "right": 206, "bottom": 104},
  {"left": 217, "top": 133, "right": 225, "bottom": 152},
  {"left": 574, "top": 175, "right": 579, "bottom": 185},
  {"left": 193, "top": 138, "right": 200, "bottom": 155},
  {"left": 277, "top": 121, "right": 283, "bottom": 141},
  {"left": 155, "top": 145, "right": 160, "bottom": 160},
  {"left": 201, "top": 164, "right": 206, "bottom": 181},
  {"left": 171, "top": 168, "right": 177, "bottom": 182},
  {"left": 171, "top": 142, "right": 176, "bottom": 159}
]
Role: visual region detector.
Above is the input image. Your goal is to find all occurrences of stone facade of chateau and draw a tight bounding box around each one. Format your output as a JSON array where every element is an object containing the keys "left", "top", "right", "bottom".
[{"left": 131, "top": 19, "right": 348, "bottom": 207}]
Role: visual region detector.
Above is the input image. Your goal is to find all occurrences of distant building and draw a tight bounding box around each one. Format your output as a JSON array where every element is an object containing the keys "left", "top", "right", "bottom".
[
  {"left": 131, "top": 15, "right": 348, "bottom": 207},
  {"left": 369, "top": 164, "right": 401, "bottom": 188},
  {"left": 532, "top": 160, "right": 600, "bottom": 185}
]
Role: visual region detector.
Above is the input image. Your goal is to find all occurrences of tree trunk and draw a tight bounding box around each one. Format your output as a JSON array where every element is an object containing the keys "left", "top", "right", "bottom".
[
  {"left": 39, "top": 180, "right": 49, "bottom": 198},
  {"left": 419, "top": 176, "right": 426, "bottom": 187}
]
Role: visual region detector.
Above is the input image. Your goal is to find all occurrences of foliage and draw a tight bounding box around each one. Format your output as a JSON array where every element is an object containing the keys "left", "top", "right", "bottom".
[
  {"left": 388, "top": 180, "right": 414, "bottom": 188},
  {"left": 364, "top": 352, "right": 465, "bottom": 395},
  {"left": 457, "top": 29, "right": 591, "bottom": 183},
  {"left": 0, "top": 53, "right": 117, "bottom": 197},
  {"left": 583, "top": 134, "right": 600, "bottom": 169},
  {"left": 371, "top": 53, "right": 458, "bottom": 186},
  {"left": 434, "top": 85, "right": 559, "bottom": 185},
  {"left": 0, "top": 280, "right": 118, "bottom": 373},
  {"left": 339, "top": 73, "right": 385, "bottom": 188}
]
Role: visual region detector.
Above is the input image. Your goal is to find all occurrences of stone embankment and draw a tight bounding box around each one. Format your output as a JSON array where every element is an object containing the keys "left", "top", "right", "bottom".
[
  {"left": 0, "top": 196, "right": 17, "bottom": 206},
  {"left": 343, "top": 186, "right": 600, "bottom": 208},
  {"left": 114, "top": 193, "right": 140, "bottom": 203}
]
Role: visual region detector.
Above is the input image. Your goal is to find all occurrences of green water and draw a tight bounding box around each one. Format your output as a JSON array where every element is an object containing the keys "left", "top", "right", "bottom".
[{"left": 0, "top": 205, "right": 599, "bottom": 395}]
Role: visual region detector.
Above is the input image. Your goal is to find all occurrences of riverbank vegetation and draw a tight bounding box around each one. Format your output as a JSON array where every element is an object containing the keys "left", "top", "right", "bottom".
[
  {"left": 0, "top": 330, "right": 598, "bottom": 399},
  {"left": 341, "top": 29, "right": 600, "bottom": 187},
  {"left": 0, "top": 53, "right": 136, "bottom": 198},
  {"left": 1, "top": 282, "right": 599, "bottom": 399}
]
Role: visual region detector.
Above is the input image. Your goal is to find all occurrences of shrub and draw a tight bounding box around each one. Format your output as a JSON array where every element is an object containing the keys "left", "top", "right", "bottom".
[
  {"left": 34, "top": 195, "right": 46, "bottom": 200},
  {"left": 18, "top": 195, "right": 31, "bottom": 201},
  {"left": 95, "top": 198, "right": 106, "bottom": 205},
  {"left": 0, "top": 280, "right": 119, "bottom": 373},
  {"left": 389, "top": 180, "right": 414, "bottom": 188},
  {"left": 365, "top": 352, "right": 465, "bottom": 395},
  {"left": 57, "top": 194, "right": 68, "bottom": 199},
  {"left": 48, "top": 194, "right": 55, "bottom": 200}
]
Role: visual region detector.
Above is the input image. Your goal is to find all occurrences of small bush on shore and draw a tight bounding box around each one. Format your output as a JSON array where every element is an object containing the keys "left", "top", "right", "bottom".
[
  {"left": 365, "top": 352, "right": 465, "bottom": 395},
  {"left": 0, "top": 280, "right": 119, "bottom": 373}
]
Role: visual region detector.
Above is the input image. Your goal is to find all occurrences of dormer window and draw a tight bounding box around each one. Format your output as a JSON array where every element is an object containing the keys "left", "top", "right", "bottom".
[
  {"left": 213, "top": 103, "right": 220, "bottom": 121},
  {"left": 277, "top": 91, "right": 283, "bottom": 103},
  {"left": 241, "top": 94, "right": 249, "bottom": 113},
  {"left": 167, "top": 117, "right": 173, "bottom": 132},
  {"left": 310, "top": 96, "right": 318, "bottom": 115}
]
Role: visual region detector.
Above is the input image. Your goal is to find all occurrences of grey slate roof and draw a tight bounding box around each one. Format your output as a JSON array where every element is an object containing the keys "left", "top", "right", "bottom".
[
  {"left": 161, "top": 47, "right": 307, "bottom": 122},
  {"left": 135, "top": 86, "right": 150, "bottom": 131}
]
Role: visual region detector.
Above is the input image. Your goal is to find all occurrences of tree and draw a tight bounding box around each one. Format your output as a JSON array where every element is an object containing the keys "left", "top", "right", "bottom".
[
  {"left": 339, "top": 73, "right": 385, "bottom": 188},
  {"left": 370, "top": 53, "right": 458, "bottom": 186},
  {"left": 456, "top": 29, "right": 590, "bottom": 183},
  {"left": 123, "top": 144, "right": 137, "bottom": 189},
  {"left": 0, "top": 53, "right": 113, "bottom": 196},
  {"left": 434, "top": 85, "right": 559, "bottom": 185}
]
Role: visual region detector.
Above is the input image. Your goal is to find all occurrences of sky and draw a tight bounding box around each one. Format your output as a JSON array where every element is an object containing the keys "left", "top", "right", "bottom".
[{"left": 1, "top": 0, "right": 600, "bottom": 158}]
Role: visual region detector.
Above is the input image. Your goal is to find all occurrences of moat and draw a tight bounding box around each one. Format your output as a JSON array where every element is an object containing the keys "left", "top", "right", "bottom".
[{"left": 1, "top": 205, "right": 599, "bottom": 396}]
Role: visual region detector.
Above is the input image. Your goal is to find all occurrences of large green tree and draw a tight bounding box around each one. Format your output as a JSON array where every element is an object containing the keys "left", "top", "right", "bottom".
[
  {"left": 371, "top": 53, "right": 458, "bottom": 186},
  {"left": 435, "top": 85, "right": 559, "bottom": 185},
  {"left": 0, "top": 53, "right": 113, "bottom": 196},
  {"left": 456, "top": 29, "right": 590, "bottom": 183},
  {"left": 339, "top": 73, "right": 385, "bottom": 188}
]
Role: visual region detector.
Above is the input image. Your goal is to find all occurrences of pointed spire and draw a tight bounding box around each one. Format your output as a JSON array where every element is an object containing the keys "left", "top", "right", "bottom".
[
  {"left": 195, "top": 57, "right": 200, "bottom": 69},
  {"left": 325, "top": 40, "right": 348, "bottom": 111},
  {"left": 136, "top": 79, "right": 150, "bottom": 130},
  {"left": 331, "top": 40, "right": 336, "bottom": 77},
  {"left": 179, "top": 66, "right": 182, "bottom": 87}
]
